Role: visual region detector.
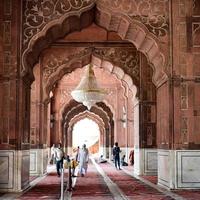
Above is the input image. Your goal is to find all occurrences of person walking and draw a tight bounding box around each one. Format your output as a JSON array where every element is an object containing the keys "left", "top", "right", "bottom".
[
  {"left": 55, "top": 143, "right": 64, "bottom": 177},
  {"left": 113, "top": 142, "right": 121, "bottom": 170},
  {"left": 78, "top": 144, "right": 89, "bottom": 177}
]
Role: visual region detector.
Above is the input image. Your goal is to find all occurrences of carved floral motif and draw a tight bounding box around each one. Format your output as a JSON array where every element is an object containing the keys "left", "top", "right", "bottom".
[
  {"left": 23, "top": 0, "right": 95, "bottom": 47},
  {"left": 60, "top": 90, "right": 71, "bottom": 106},
  {"left": 193, "top": 0, "right": 200, "bottom": 16},
  {"left": 93, "top": 48, "right": 140, "bottom": 80},
  {"left": 97, "top": 0, "right": 169, "bottom": 37},
  {"left": 23, "top": 0, "right": 169, "bottom": 50},
  {"left": 43, "top": 47, "right": 140, "bottom": 82},
  {"left": 43, "top": 48, "right": 91, "bottom": 80}
]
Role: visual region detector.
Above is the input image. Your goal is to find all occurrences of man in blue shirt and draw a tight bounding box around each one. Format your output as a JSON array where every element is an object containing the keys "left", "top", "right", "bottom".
[{"left": 112, "top": 142, "right": 121, "bottom": 170}]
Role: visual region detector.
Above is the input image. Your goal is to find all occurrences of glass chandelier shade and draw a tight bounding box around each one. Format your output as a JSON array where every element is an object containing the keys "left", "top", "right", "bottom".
[{"left": 71, "top": 64, "right": 107, "bottom": 110}]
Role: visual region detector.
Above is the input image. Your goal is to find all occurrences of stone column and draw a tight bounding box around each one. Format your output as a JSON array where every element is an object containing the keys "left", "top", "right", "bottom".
[
  {"left": 157, "top": 0, "right": 200, "bottom": 189},
  {"left": 134, "top": 54, "right": 157, "bottom": 176},
  {"left": 29, "top": 62, "right": 49, "bottom": 177},
  {"left": 0, "top": 0, "right": 32, "bottom": 192}
]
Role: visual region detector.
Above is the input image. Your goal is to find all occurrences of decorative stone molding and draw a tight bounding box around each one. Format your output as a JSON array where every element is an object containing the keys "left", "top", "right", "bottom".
[
  {"left": 69, "top": 111, "right": 105, "bottom": 131},
  {"left": 63, "top": 103, "right": 110, "bottom": 128},
  {"left": 43, "top": 48, "right": 137, "bottom": 102},
  {"left": 97, "top": 0, "right": 169, "bottom": 37},
  {"left": 95, "top": 9, "right": 168, "bottom": 86},
  {"left": 22, "top": 0, "right": 168, "bottom": 87},
  {"left": 43, "top": 47, "right": 139, "bottom": 80},
  {"left": 61, "top": 99, "right": 113, "bottom": 124},
  {"left": 22, "top": 0, "right": 95, "bottom": 75},
  {"left": 93, "top": 48, "right": 140, "bottom": 81},
  {"left": 43, "top": 48, "right": 91, "bottom": 81},
  {"left": 23, "top": 0, "right": 95, "bottom": 48}
]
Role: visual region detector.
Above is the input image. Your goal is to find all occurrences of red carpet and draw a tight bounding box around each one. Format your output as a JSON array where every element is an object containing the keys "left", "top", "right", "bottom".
[
  {"left": 140, "top": 175, "right": 158, "bottom": 184},
  {"left": 124, "top": 165, "right": 158, "bottom": 185},
  {"left": 13, "top": 162, "right": 200, "bottom": 200},
  {"left": 17, "top": 172, "right": 61, "bottom": 200},
  {"left": 72, "top": 163, "right": 113, "bottom": 200},
  {"left": 99, "top": 162, "right": 174, "bottom": 200}
]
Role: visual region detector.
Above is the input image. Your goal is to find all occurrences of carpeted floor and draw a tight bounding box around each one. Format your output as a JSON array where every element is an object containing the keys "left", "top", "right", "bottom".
[
  {"left": 140, "top": 175, "right": 158, "bottom": 185},
  {"left": 16, "top": 172, "right": 61, "bottom": 200},
  {"left": 10, "top": 161, "right": 200, "bottom": 200},
  {"left": 98, "top": 162, "right": 174, "bottom": 200},
  {"left": 72, "top": 162, "right": 113, "bottom": 200}
]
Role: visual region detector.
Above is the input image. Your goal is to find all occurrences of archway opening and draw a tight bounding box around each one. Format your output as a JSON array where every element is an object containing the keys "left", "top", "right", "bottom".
[
  {"left": 29, "top": 17, "right": 158, "bottom": 179},
  {"left": 72, "top": 118, "right": 100, "bottom": 155}
]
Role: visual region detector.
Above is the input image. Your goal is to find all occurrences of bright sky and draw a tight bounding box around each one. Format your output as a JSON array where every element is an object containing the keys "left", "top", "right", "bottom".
[{"left": 72, "top": 118, "right": 100, "bottom": 148}]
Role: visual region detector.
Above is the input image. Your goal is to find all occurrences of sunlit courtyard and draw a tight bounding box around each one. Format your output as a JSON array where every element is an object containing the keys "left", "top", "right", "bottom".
[{"left": 72, "top": 118, "right": 100, "bottom": 154}]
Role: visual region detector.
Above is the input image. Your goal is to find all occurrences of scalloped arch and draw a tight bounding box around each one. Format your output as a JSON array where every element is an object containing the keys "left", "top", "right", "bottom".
[
  {"left": 22, "top": 4, "right": 168, "bottom": 87},
  {"left": 66, "top": 111, "right": 107, "bottom": 152},
  {"left": 44, "top": 53, "right": 137, "bottom": 103},
  {"left": 63, "top": 103, "right": 110, "bottom": 129},
  {"left": 69, "top": 111, "right": 105, "bottom": 131},
  {"left": 61, "top": 99, "right": 114, "bottom": 124}
]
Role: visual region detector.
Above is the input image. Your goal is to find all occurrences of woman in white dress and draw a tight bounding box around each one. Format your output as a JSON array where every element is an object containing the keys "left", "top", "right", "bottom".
[{"left": 78, "top": 144, "right": 89, "bottom": 177}]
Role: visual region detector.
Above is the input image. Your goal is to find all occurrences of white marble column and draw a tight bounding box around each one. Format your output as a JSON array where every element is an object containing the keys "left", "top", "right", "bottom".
[
  {"left": 158, "top": 150, "right": 200, "bottom": 189},
  {"left": 0, "top": 150, "right": 30, "bottom": 192},
  {"left": 134, "top": 148, "right": 158, "bottom": 175},
  {"left": 30, "top": 148, "right": 48, "bottom": 176}
]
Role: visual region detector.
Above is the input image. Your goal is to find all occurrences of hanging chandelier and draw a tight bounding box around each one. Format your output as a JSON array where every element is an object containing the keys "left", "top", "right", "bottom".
[{"left": 71, "top": 64, "right": 107, "bottom": 110}]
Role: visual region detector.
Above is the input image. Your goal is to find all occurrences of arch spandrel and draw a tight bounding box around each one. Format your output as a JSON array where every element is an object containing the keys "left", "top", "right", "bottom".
[
  {"left": 22, "top": 0, "right": 169, "bottom": 87},
  {"left": 69, "top": 111, "right": 105, "bottom": 131},
  {"left": 64, "top": 103, "right": 110, "bottom": 124},
  {"left": 42, "top": 48, "right": 138, "bottom": 102}
]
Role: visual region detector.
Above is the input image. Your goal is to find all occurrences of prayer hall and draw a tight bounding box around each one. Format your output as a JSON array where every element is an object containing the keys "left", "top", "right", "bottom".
[{"left": 0, "top": 0, "right": 200, "bottom": 199}]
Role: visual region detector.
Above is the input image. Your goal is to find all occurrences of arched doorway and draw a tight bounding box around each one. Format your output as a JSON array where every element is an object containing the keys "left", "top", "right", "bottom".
[
  {"left": 72, "top": 118, "right": 100, "bottom": 155},
  {"left": 28, "top": 15, "right": 161, "bottom": 187},
  {"left": 1, "top": 1, "right": 173, "bottom": 192}
]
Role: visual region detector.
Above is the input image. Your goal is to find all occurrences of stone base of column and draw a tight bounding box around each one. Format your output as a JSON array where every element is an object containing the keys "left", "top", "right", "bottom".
[
  {"left": 158, "top": 149, "right": 200, "bottom": 189},
  {"left": 134, "top": 148, "right": 157, "bottom": 175},
  {"left": 30, "top": 148, "right": 48, "bottom": 176},
  {"left": 0, "top": 150, "right": 30, "bottom": 192}
]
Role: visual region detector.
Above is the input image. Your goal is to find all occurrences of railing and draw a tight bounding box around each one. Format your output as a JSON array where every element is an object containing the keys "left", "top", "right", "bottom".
[
  {"left": 60, "top": 168, "right": 64, "bottom": 200},
  {"left": 60, "top": 161, "right": 73, "bottom": 200}
]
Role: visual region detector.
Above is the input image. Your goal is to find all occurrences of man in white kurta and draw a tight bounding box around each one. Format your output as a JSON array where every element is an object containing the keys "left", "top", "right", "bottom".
[{"left": 78, "top": 144, "right": 89, "bottom": 177}]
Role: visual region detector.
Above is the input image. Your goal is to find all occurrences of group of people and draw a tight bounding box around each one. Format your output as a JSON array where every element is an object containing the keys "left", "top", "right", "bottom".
[
  {"left": 50, "top": 142, "right": 134, "bottom": 177},
  {"left": 50, "top": 143, "right": 89, "bottom": 177}
]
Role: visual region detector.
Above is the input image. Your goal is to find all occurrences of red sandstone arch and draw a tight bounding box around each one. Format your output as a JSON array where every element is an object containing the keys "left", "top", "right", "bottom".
[
  {"left": 66, "top": 111, "right": 106, "bottom": 152},
  {"left": 69, "top": 111, "right": 105, "bottom": 131},
  {"left": 23, "top": 4, "right": 168, "bottom": 87},
  {"left": 62, "top": 103, "right": 113, "bottom": 154},
  {"left": 62, "top": 100, "right": 113, "bottom": 125},
  {"left": 63, "top": 103, "right": 110, "bottom": 130},
  {"left": 43, "top": 53, "right": 137, "bottom": 103}
]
